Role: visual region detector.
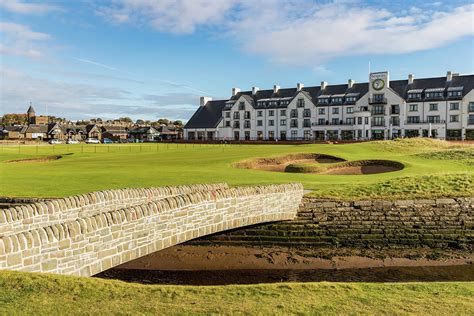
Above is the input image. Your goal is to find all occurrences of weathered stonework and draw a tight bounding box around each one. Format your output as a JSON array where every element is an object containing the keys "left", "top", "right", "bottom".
[
  {"left": 193, "top": 197, "right": 474, "bottom": 249},
  {"left": 0, "top": 183, "right": 304, "bottom": 276}
]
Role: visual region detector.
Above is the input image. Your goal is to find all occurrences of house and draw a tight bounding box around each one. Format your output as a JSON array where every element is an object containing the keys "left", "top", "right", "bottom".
[
  {"left": 157, "top": 125, "right": 180, "bottom": 140},
  {"left": 184, "top": 71, "right": 474, "bottom": 141},
  {"left": 101, "top": 126, "right": 128, "bottom": 141},
  {"left": 129, "top": 126, "right": 159, "bottom": 142},
  {"left": 0, "top": 125, "right": 27, "bottom": 139}
]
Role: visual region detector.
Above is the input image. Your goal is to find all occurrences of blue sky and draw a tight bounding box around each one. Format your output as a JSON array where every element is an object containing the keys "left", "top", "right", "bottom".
[{"left": 1, "top": 0, "right": 473, "bottom": 121}]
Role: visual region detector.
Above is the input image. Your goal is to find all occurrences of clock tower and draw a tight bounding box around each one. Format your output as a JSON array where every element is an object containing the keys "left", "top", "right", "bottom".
[{"left": 369, "top": 71, "right": 389, "bottom": 95}]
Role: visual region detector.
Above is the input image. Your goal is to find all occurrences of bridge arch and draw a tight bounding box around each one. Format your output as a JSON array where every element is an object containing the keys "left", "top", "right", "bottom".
[{"left": 0, "top": 183, "right": 303, "bottom": 276}]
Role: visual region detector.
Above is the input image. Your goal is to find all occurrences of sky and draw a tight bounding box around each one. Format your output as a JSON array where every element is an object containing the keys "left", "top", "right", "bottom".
[{"left": 0, "top": 0, "right": 473, "bottom": 122}]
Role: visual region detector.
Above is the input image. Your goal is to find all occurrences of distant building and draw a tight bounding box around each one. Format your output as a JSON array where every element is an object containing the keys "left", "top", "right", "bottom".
[
  {"left": 101, "top": 126, "right": 128, "bottom": 141},
  {"left": 184, "top": 71, "right": 474, "bottom": 141},
  {"left": 26, "top": 105, "right": 49, "bottom": 125},
  {"left": 129, "top": 126, "right": 160, "bottom": 142}
]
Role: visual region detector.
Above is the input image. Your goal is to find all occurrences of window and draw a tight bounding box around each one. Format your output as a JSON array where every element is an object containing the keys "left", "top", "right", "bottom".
[
  {"left": 257, "top": 120, "right": 263, "bottom": 126},
  {"left": 244, "top": 120, "right": 251, "bottom": 128},
  {"left": 233, "top": 121, "right": 240, "bottom": 128},
  {"left": 408, "top": 93, "right": 422, "bottom": 100},
  {"left": 331, "top": 97, "right": 343, "bottom": 104},
  {"left": 371, "top": 105, "right": 385, "bottom": 115},
  {"left": 409, "top": 104, "right": 418, "bottom": 112},
  {"left": 269, "top": 120, "right": 274, "bottom": 126},
  {"left": 469, "top": 102, "right": 474, "bottom": 112},
  {"left": 244, "top": 131, "right": 250, "bottom": 140},
  {"left": 429, "top": 103, "right": 438, "bottom": 111},
  {"left": 427, "top": 115, "right": 440, "bottom": 123},
  {"left": 448, "top": 90, "right": 462, "bottom": 98},
  {"left": 269, "top": 110, "right": 274, "bottom": 116},
  {"left": 391, "top": 104, "right": 399, "bottom": 114},
  {"left": 407, "top": 116, "right": 420, "bottom": 123},
  {"left": 365, "top": 117, "right": 369, "bottom": 125},
  {"left": 280, "top": 119, "right": 286, "bottom": 126},
  {"left": 469, "top": 115, "right": 474, "bottom": 125},
  {"left": 297, "top": 98, "right": 305, "bottom": 107},
  {"left": 318, "top": 98, "right": 329, "bottom": 104},
  {"left": 346, "top": 118, "right": 354, "bottom": 125},
  {"left": 239, "top": 102, "right": 245, "bottom": 110},
  {"left": 372, "top": 117, "right": 385, "bottom": 126},
  {"left": 357, "top": 117, "right": 362, "bottom": 125},
  {"left": 318, "top": 118, "right": 325, "bottom": 125},
  {"left": 345, "top": 96, "right": 357, "bottom": 103},
  {"left": 233, "top": 112, "right": 240, "bottom": 119},
  {"left": 225, "top": 112, "right": 230, "bottom": 118},
  {"left": 225, "top": 121, "right": 231, "bottom": 127},
  {"left": 318, "top": 108, "right": 325, "bottom": 115},
  {"left": 303, "top": 119, "right": 311, "bottom": 127},
  {"left": 291, "top": 130, "right": 298, "bottom": 139},
  {"left": 268, "top": 131, "right": 275, "bottom": 140},
  {"left": 450, "top": 115, "right": 459, "bottom": 122},
  {"left": 331, "top": 118, "right": 339, "bottom": 125},
  {"left": 290, "top": 109, "right": 298, "bottom": 118},
  {"left": 372, "top": 94, "right": 385, "bottom": 103},
  {"left": 426, "top": 91, "right": 443, "bottom": 99},
  {"left": 450, "top": 103, "right": 459, "bottom": 111},
  {"left": 390, "top": 117, "right": 400, "bottom": 126},
  {"left": 304, "top": 130, "right": 311, "bottom": 140},
  {"left": 303, "top": 109, "right": 311, "bottom": 117},
  {"left": 332, "top": 107, "right": 339, "bottom": 114},
  {"left": 290, "top": 119, "right": 298, "bottom": 128},
  {"left": 346, "top": 107, "right": 353, "bottom": 114},
  {"left": 257, "top": 111, "right": 263, "bottom": 117},
  {"left": 280, "top": 110, "right": 286, "bottom": 116}
]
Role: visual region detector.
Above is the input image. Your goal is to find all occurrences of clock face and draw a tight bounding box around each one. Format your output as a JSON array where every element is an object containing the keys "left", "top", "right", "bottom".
[{"left": 372, "top": 79, "right": 385, "bottom": 91}]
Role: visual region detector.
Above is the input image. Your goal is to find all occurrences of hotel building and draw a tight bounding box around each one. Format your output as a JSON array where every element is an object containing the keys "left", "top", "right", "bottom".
[{"left": 184, "top": 71, "right": 474, "bottom": 141}]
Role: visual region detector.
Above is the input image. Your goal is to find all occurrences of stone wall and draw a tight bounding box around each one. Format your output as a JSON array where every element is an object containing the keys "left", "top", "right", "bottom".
[
  {"left": 0, "top": 183, "right": 304, "bottom": 276},
  {"left": 193, "top": 197, "right": 473, "bottom": 250},
  {"left": 0, "top": 183, "right": 228, "bottom": 236}
]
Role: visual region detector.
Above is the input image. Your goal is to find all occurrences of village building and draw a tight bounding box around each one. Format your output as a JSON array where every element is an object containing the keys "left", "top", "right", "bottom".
[{"left": 129, "top": 126, "right": 160, "bottom": 142}]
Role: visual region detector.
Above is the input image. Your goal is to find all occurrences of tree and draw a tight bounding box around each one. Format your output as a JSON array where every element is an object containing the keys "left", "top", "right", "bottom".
[
  {"left": 1, "top": 114, "right": 27, "bottom": 125},
  {"left": 119, "top": 117, "right": 133, "bottom": 123},
  {"left": 172, "top": 120, "right": 183, "bottom": 127},
  {"left": 157, "top": 118, "right": 169, "bottom": 125}
]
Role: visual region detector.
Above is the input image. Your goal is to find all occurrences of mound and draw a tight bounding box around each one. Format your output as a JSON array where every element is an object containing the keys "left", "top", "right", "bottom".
[
  {"left": 6, "top": 155, "right": 62, "bottom": 163},
  {"left": 234, "top": 153, "right": 345, "bottom": 172}
]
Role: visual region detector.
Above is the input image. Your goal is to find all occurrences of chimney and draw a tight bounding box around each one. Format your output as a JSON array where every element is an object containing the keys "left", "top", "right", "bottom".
[
  {"left": 297, "top": 83, "right": 304, "bottom": 91},
  {"left": 446, "top": 71, "right": 453, "bottom": 82},
  {"left": 408, "top": 74, "right": 414, "bottom": 84},
  {"left": 348, "top": 79, "right": 355, "bottom": 89},
  {"left": 252, "top": 86, "right": 260, "bottom": 95},
  {"left": 321, "top": 81, "right": 328, "bottom": 90},
  {"left": 273, "top": 85, "right": 280, "bottom": 93},
  {"left": 200, "top": 96, "right": 212, "bottom": 106},
  {"left": 232, "top": 87, "right": 241, "bottom": 97}
]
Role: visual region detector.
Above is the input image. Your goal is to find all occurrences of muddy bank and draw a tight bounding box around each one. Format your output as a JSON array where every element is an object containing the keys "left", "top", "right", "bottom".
[
  {"left": 5, "top": 155, "right": 62, "bottom": 163},
  {"left": 116, "top": 245, "right": 473, "bottom": 271}
]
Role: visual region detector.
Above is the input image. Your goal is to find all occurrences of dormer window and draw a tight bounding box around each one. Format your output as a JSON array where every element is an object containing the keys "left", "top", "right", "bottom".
[
  {"left": 407, "top": 89, "right": 423, "bottom": 100},
  {"left": 447, "top": 87, "right": 463, "bottom": 98},
  {"left": 425, "top": 88, "right": 445, "bottom": 99},
  {"left": 318, "top": 96, "right": 330, "bottom": 104}
]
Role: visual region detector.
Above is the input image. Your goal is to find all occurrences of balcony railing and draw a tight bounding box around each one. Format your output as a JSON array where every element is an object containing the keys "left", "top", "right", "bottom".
[
  {"left": 312, "top": 122, "right": 353, "bottom": 126},
  {"left": 405, "top": 120, "right": 446, "bottom": 125},
  {"left": 368, "top": 97, "right": 387, "bottom": 104}
]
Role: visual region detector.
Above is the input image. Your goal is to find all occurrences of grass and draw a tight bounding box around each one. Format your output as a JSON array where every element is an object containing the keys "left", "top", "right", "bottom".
[
  {"left": 0, "top": 270, "right": 473, "bottom": 315},
  {"left": 0, "top": 139, "right": 472, "bottom": 199}
]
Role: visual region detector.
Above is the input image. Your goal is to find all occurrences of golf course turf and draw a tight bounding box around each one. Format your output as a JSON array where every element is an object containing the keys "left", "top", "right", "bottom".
[{"left": 0, "top": 138, "right": 472, "bottom": 199}]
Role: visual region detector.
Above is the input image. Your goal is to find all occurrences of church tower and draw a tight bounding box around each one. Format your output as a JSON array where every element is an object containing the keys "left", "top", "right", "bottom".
[{"left": 27, "top": 103, "right": 36, "bottom": 124}]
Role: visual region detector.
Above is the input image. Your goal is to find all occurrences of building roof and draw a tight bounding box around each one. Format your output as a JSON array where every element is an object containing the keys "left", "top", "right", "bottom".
[
  {"left": 101, "top": 126, "right": 128, "bottom": 134},
  {"left": 129, "top": 126, "right": 158, "bottom": 134},
  {"left": 25, "top": 124, "right": 48, "bottom": 133},
  {"left": 184, "top": 100, "right": 227, "bottom": 129},
  {"left": 27, "top": 105, "right": 35, "bottom": 114}
]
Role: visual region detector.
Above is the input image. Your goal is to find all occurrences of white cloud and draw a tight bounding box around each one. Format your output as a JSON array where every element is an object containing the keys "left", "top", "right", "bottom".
[
  {"left": 0, "top": 22, "right": 50, "bottom": 40},
  {"left": 96, "top": 0, "right": 474, "bottom": 66},
  {"left": 0, "top": 0, "right": 61, "bottom": 15},
  {"left": 0, "top": 22, "right": 51, "bottom": 59}
]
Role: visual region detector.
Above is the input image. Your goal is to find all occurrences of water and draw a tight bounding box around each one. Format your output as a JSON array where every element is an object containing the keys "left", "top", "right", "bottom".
[{"left": 96, "top": 265, "right": 474, "bottom": 285}]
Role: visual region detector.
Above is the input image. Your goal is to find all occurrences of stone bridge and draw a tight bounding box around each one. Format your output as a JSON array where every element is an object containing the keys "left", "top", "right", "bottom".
[{"left": 0, "top": 183, "right": 304, "bottom": 276}]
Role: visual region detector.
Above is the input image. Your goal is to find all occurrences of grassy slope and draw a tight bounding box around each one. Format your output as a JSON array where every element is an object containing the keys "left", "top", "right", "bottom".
[
  {"left": 0, "top": 271, "right": 473, "bottom": 315},
  {"left": 0, "top": 139, "right": 472, "bottom": 199}
]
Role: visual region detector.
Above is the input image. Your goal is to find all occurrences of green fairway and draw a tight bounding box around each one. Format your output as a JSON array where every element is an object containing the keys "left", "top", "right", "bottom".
[
  {"left": 0, "top": 270, "right": 472, "bottom": 315},
  {"left": 0, "top": 139, "right": 472, "bottom": 199}
]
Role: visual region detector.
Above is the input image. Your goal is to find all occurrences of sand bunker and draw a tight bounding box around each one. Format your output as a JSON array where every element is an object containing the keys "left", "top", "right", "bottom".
[
  {"left": 236, "top": 154, "right": 403, "bottom": 175},
  {"left": 6, "top": 155, "right": 62, "bottom": 163},
  {"left": 321, "top": 160, "right": 404, "bottom": 175},
  {"left": 234, "top": 153, "right": 345, "bottom": 172}
]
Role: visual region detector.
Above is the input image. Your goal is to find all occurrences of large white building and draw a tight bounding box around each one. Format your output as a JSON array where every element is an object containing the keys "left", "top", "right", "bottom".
[{"left": 184, "top": 71, "right": 474, "bottom": 141}]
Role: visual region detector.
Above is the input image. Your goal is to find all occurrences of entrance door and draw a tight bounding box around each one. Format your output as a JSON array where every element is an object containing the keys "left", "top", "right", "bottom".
[{"left": 234, "top": 131, "right": 240, "bottom": 140}]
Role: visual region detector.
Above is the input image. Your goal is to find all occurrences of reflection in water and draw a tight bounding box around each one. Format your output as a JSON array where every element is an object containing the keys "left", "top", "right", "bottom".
[{"left": 96, "top": 265, "right": 473, "bottom": 286}]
